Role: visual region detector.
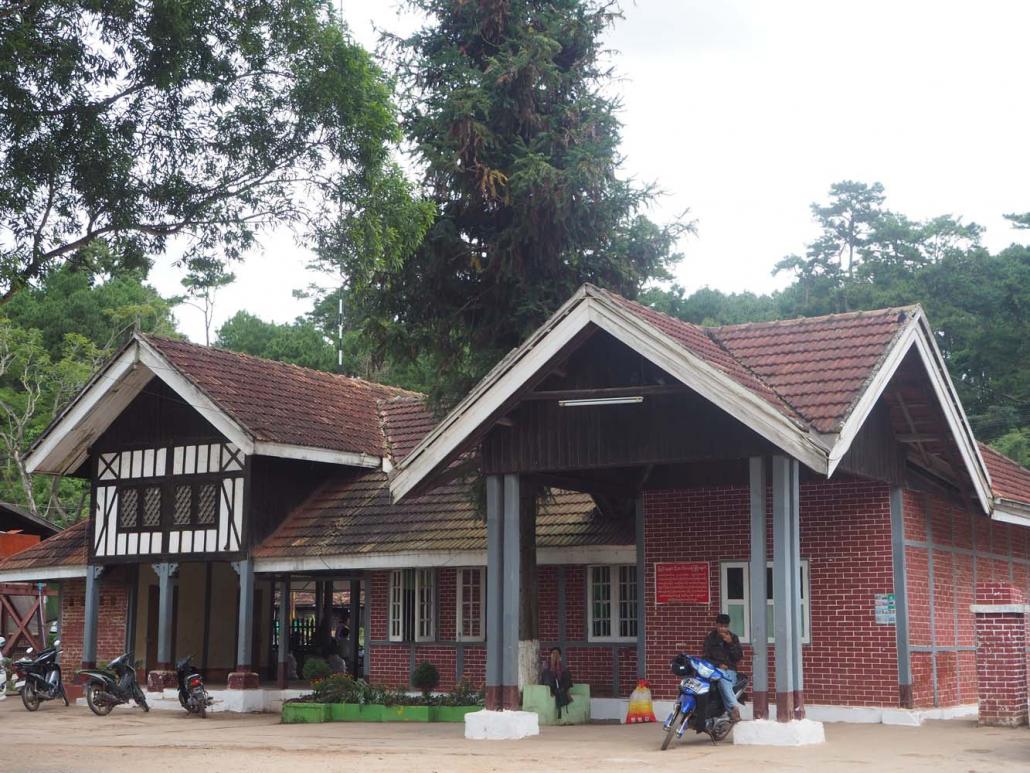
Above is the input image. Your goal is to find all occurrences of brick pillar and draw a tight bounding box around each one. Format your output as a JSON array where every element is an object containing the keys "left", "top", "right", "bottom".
[{"left": 972, "top": 583, "right": 1028, "bottom": 727}]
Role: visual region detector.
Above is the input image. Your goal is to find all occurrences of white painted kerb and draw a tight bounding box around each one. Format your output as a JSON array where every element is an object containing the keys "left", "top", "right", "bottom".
[
  {"left": 465, "top": 709, "right": 540, "bottom": 740},
  {"left": 733, "top": 718, "right": 826, "bottom": 746}
]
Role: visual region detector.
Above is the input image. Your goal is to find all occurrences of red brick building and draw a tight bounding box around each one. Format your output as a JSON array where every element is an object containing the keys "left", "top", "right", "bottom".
[{"left": 1, "top": 284, "right": 1028, "bottom": 722}]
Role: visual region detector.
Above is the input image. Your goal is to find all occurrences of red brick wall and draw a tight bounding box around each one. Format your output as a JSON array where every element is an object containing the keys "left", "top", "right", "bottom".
[
  {"left": 643, "top": 479, "right": 899, "bottom": 706},
  {"left": 60, "top": 574, "right": 130, "bottom": 669},
  {"left": 903, "top": 490, "right": 1030, "bottom": 708},
  {"left": 366, "top": 566, "right": 633, "bottom": 695}
]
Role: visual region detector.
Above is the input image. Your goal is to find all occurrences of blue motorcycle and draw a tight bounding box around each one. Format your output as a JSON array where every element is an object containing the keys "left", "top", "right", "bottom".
[{"left": 660, "top": 650, "right": 749, "bottom": 750}]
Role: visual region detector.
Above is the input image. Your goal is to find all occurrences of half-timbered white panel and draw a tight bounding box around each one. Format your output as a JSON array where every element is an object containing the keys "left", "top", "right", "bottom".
[{"left": 92, "top": 442, "right": 245, "bottom": 559}]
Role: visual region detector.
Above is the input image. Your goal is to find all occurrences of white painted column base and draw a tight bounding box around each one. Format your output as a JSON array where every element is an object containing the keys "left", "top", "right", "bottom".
[
  {"left": 733, "top": 718, "right": 826, "bottom": 746},
  {"left": 465, "top": 709, "right": 540, "bottom": 740}
]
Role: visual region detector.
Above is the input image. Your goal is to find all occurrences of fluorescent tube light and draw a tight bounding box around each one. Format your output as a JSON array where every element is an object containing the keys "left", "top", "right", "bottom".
[{"left": 557, "top": 396, "right": 644, "bottom": 407}]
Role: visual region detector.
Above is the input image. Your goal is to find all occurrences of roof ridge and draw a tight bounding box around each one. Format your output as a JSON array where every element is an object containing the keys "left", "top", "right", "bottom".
[
  {"left": 139, "top": 333, "right": 421, "bottom": 399},
  {"left": 711, "top": 304, "right": 922, "bottom": 333}
]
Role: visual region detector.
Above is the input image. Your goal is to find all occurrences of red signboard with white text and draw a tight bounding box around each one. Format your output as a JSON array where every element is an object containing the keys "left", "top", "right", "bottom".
[{"left": 654, "top": 561, "right": 710, "bottom": 604}]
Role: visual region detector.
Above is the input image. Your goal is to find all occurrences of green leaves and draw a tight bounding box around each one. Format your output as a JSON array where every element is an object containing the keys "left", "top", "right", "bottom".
[
  {"left": 0, "top": 1, "right": 402, "bottom": 300},
  {"left": 341, "top": 0, "right": 684, "bottom": 407}
]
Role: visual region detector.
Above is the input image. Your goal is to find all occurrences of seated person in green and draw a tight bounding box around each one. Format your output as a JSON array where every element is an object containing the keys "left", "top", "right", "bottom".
[{"left": 540, "top": 646, "right": 573, "bottom": 718}]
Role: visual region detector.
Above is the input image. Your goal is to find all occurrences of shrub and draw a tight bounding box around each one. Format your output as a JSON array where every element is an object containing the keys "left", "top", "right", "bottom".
[
  {"left": 411, "top": 661, "right": 440, "bottom": 699},
  {"left": 302, "top": 656, "right": 332, "bottom": 683},
  {"left": 312, "top": 673, "right": 361, "bottom": 704},
  {"left": 441, "top": 679, "right": 484, "bottom": 707}
]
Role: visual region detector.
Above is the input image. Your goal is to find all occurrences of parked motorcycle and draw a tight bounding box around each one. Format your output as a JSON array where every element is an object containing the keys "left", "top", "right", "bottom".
[
  {"left": 77, "top": 652, "right": 149, "bottom": 716},
  {"left": 175, "top": 654, "right": 212, "bottom": 717},
  {"left": 660, "top": 649, "right": 749, "bottom": 750},
  {"left": 0, "top": 636, "right": 11, "bottom": 698},
  {"left": 10, "top": 639, "right": 68, "bottom": 711}
]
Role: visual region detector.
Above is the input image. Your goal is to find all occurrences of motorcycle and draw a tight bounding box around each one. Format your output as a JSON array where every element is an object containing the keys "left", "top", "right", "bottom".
[
  {"left": 660, "top": 649, "right": 749, "bottom": 750},
  {"left": 0, "top": 636, "right": 11, "bottom": 698},
  {"left": 77, "top": 652, "right": 149, "bottom": 716},
  {"left": 175, "top": 654, "right": 212, "bottom": 717},
  {"left": 10, "top": 639, "right": 68, "bottom": 711}
]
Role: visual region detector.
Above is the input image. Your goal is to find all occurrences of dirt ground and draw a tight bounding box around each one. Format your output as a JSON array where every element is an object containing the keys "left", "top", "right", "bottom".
[{"left": 0, "top": 699, "right": 1027, "bottom": 773}]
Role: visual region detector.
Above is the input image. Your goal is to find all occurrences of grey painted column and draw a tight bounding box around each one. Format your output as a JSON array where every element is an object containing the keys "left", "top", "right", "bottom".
[
  {"left": 277, "top": 575, "right": 291, "bottom": 688},
  {"left": 485, "top": 474, "right": 504, "bottom": 709},
  {"left": 501, "top": 473, "right": 521, "bottom": 709},
  {"left": 152, "top": 562, "right": 177, "bottom": 670},
  {"left": 635, "top": 496, "right": 647, "bottom": 681},
  {"left": 82, "top": 565, "right": 103, "bottom": 668},
  {"left": 235, "top": 559, "right": 255, "bottom": 673},
  {"left": 788, "top": 457, "right": 805, "bottom": 718},
  {"left": 771, "top": 455, "right": 795, "bottom": 721},
  {"left": 124, "top": 566, "right": 138, "bottom": 654},
  {"left": 748, "top": 457, "right": 769, "bottom": 719},
  {"left": 890, "top": 488, "right": 913, "bottom": 708},
  {"left": 349, "top": 580, "right": 361, "bottom": 678}
]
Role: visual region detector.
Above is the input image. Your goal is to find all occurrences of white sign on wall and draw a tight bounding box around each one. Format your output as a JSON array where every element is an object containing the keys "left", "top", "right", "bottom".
[{"left": 874, "top": 593, "right": 896, "bottom": 624}]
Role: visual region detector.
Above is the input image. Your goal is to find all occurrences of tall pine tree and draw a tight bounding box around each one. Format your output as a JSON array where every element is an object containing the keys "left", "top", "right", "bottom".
[{"left": 338, "top": 0, "right": 686, "bottom": 408}]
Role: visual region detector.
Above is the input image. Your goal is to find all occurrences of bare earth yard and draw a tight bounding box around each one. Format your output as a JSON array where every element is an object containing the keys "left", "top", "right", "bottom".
[{"left": 0, "top": 699, "right": 1027, "bottom": 772}]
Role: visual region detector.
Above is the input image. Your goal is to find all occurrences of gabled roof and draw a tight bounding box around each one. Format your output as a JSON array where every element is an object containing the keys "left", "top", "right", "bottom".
[
  {"left": 143, "top": 335, "right": 414, "bottom": 458},
  {"left": 27, "top": 333, "right": 416, "bottom": 475},
  {"left": 391, "top": 284, "right": 993, "bottom": 514},
  {"left": 0, "top": 519, "right": 88, "bottom": 581}
]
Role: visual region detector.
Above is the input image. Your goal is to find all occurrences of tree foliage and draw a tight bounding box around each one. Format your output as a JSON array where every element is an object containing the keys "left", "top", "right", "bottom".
[
  {"left": 0, "top": 0, "right": 401, "bottom": 300},
  {"left": 330, "top": 0, "right": 686, "bottom": 408},
  {"left": 0, "top": 265, "right": 176, "bottom": 522},
  {"left": 645, "top": 182, "right": 1030, "bottom": 465}
]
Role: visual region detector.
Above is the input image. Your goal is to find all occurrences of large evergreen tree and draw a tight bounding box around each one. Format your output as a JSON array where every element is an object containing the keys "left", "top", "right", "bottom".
[{"left": 332, "top": 0, "right": 685, "bottom": 407}]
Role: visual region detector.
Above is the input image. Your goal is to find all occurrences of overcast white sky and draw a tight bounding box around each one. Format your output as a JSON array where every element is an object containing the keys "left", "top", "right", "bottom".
[{"left": 151, "top": 0, "right": 1030, "bottom": 342}]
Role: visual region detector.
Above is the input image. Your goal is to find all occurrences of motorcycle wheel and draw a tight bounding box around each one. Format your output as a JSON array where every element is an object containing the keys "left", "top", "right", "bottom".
[
  {"left": 133, "top": 685, "right": 149, "bottom": 713},
  {"left": 86, "top": 684, "right": 114, "bottom": 716},
  {"left": 660, "top": 708, "right": 682, "bottom": 751},
  {"left": 21, "top": 681, "right": 40, "bottom": 712}
]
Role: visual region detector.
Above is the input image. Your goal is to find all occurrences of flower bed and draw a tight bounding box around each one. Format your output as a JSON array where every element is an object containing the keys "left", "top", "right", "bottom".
[{"left": 281, "top": 675, "right": 483, "bottom": 724}]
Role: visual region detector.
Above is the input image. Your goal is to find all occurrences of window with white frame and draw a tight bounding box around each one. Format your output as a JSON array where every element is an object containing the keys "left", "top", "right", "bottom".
[
  {"left": 456, "top": 567, "right": 485, "bottom": 642},
  {"left": 388, "top": 568, "right": 436, "bottom": 642},
  {"left": 720, "top": 561, "right": 811, "bottom": 644},
  {"left": 588, "top": 565, "right": 638, "bottom": 642}
]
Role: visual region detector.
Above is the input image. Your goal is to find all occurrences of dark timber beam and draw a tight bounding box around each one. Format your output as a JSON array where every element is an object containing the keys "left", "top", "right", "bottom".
[{"left": 522, "top": 384, "right": 688, "bottom": 401}]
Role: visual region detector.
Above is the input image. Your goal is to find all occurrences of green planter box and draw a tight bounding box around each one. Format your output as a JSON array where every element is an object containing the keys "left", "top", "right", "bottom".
[
  {"left": 329, "top": 703, "right": 362, "bottom": 721},
  {"left": 432, "top": 706, "right": 481, "bottom": 723},
  {"left": 282, "top": 702, "right": 329, "bottom": 724},
  {"left": 358, "top": 704, "right": 385, "bottom": 722},
  {"left": 382, "top": 705, "right": 431, "bottom": 722}
]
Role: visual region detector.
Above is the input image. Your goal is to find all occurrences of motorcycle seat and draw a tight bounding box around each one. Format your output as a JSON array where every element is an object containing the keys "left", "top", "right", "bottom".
[{"left": 733, "top": 673, "right": 749, "bottom": 690}]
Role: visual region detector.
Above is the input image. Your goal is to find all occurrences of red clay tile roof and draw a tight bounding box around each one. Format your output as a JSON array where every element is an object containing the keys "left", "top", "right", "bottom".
[
  {"left": 379, "top": 395, "right": 438, "bottom": 463},
  {"left": 143, "top": 335, "right": 416, "bottom": 458},
  {"left": 604, "top": 291, "right": 803, "bottom": 423},
  {"left": 0, "top": 519, "right": 88, "bottom": 572},
  {"left": 254, "top": 471, "right": 629, "bottom": 559},
  {"left": 600, "top": 288, "right": 913, "bottom": 434},
  {"left": 711, "top": 307, "right": 913, "bottom": 434},
  {"left": 980, "top": 443, "right": 1030, "bottom": 507}
]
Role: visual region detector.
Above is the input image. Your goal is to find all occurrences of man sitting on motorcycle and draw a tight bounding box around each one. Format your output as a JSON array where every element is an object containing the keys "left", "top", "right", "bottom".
[{"left": 703, "top": 613, "right": 743, "bottom": 722}]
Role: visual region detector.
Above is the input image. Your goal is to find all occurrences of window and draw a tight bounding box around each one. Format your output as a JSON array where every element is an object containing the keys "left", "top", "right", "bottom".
[
  {"left": 720, "top": 561, "right": 811, "bottom": 644},
  {"left": 456, "top": 568, "right": 485, "bottom": 642},
  {"left": 588, "top": 565, "right": 638, "bottom": 642},
  {"left": 388, "top": 569, "right": 436, "bottom": 642},
  {"left": 117, "top": 485, "right": 161, "bottom": 531}
]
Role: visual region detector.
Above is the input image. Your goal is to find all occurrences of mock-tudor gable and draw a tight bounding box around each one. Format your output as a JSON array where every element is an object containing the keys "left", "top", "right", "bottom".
[{"left": 26, "top": 333, "right": 413, "bottom": 476}]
